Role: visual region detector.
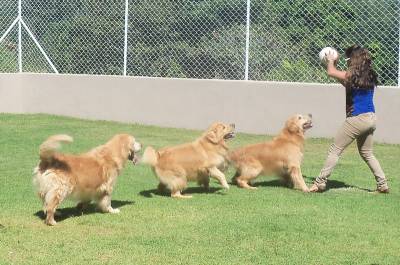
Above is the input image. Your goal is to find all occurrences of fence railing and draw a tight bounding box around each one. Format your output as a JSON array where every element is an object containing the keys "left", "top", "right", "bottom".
[{"left": 1, "top": 0, "right": 399, "bottom": 86}]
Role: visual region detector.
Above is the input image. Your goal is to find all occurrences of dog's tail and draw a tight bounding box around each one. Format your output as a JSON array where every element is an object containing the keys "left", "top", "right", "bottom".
[
  {"left": 141, "top": 146, "right": 159, "bottom": 166},
  {"left": 39, "top": 134, "right": 73, "bottom": 161}
]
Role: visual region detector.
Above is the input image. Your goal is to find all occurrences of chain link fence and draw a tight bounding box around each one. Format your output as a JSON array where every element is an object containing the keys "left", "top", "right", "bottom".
[
  {"left": 1, "top": 0, "right": 399, "bottom": 85},
  {"left": 0, "top": 0, "right": 18, "bottom": 72}
]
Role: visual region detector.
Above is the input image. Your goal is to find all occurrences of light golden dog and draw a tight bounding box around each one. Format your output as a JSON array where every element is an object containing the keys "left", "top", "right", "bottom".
[
  {"left": 141, "top": 122, "right": 235, "bottom": 198},
  {"left": 33, "top": 134, "right": 141, "bottom": 225},
  {"left": 229, "top": 114, "right": 313, "bottom": 192}
]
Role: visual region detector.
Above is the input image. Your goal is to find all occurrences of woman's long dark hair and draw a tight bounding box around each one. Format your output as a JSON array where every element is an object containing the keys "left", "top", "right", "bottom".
[{"left": 345, "top": 45, "right": 378, "bottom": 89}]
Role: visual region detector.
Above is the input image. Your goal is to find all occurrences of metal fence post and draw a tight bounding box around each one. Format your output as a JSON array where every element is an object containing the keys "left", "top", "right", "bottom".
[
  {"left": 244, "top": 0, "right": 250, "bottom": 80},
  {"left": 123, "top": 0, "right": 129, "bottom": 76},
  {"left": 398, "top": 19, "right": 400, "bottom": 87},
  {"left": 18, "top": 0, "right": 22, "bottom": 72}
]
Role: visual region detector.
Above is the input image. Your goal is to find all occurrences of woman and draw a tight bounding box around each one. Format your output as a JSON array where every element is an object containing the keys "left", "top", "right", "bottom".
[{"left": 310, "top": 45, "right": 389, "bottom": 193}]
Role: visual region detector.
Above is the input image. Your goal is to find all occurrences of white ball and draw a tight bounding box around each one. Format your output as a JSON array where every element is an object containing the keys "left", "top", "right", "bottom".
[{"left": 319, "top": 47, "right": 339, "bottom": 62}]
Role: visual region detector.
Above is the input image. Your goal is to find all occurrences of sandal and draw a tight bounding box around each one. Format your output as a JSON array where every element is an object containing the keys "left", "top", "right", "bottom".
[
  {"left": 376, "top": 187, "right": 389, "bottom": 194},
  {"left": 309, "top": 182, "right": 326, "bottom": 192}
]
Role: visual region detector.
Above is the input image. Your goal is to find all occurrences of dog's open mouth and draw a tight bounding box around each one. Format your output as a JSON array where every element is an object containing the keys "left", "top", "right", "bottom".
[
  {"left": 303, "top": 121, "right": 313, "bottom": 130},
  {"left": 224, "top": 132, "right": 235, "bottom": 140},
  {"left": 128, "top": 151, "right": 139, "bottom": 164}
]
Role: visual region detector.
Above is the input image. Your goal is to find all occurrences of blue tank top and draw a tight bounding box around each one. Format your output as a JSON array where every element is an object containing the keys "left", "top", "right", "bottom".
[{"left": 346, "top": 87, "right": 375, "bottom": 117}]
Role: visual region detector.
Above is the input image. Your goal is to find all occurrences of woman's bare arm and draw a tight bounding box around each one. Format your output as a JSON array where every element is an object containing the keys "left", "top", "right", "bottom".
[{"left": 326, "top": 60, "right": 347, "bottom": 81}]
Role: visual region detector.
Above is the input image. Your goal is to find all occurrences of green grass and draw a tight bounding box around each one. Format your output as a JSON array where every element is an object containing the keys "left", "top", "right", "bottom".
[{"left": 0, "top": 113, "right": 399, "bottom": 265}]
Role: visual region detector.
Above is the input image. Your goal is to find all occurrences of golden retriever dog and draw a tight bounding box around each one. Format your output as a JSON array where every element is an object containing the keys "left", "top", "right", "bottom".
[
  {"left": 141, "top": 122, "right": 235, "bottom": 198},
  {"left": 229, "top": 114, "right": 313, "bottom": 192},
  {"left": 33, "top": 134, "right": 141, "bottom": 225}
]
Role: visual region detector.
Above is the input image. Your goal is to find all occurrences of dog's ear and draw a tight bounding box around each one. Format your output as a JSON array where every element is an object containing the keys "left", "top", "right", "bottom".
[
  {"left": 207, "top": 124, "right": 226, "bottom": 144},
  {"left": 287, "top": 120, "right": 301, "bottom": 134},
  {"left": 206, "top": 129, "right": 220, "bottom": 144}
]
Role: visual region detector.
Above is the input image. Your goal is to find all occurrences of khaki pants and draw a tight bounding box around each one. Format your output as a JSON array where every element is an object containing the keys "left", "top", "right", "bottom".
[{"left": 315, "top": 112, "right": 388, "bottom": 190}]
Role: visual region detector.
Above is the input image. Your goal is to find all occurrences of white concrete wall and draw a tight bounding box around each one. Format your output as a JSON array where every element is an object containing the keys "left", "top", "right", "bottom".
[{"left": 0, "top": 73, "right": 399, "bottom": 144}]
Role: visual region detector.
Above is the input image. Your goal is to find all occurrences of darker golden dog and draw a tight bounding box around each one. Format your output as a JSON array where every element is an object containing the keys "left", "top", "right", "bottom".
[
  {"left": 33, "top": 134, "right": 141, "bottom": 225},
  {"left": 229, "top": 114, "right": 312, "bottom": 192},
  {"left": 141, "top": 122, "right": 235, "bottom": 198}
]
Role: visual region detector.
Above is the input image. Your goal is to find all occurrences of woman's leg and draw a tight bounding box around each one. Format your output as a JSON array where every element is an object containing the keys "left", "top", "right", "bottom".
[
  {"left": 356, "top": 130, "right": 389, "bottom": 192},
  {"left": 312, "top": 119, "right": 357, "bottom": 190}
]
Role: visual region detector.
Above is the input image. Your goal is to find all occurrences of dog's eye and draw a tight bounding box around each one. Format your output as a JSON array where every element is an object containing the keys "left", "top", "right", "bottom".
[{"left": 298, "top": 116, "right": 302, "bottom": 120}]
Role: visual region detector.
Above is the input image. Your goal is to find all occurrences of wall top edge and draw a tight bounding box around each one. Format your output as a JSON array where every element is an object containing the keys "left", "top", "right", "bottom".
[{"left": 1, "top": 72, "right": 398, "bottom": 89}]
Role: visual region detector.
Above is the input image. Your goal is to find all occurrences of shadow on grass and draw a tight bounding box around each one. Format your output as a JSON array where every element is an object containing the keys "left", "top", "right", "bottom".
[
  {"left": 238, "top": 176, "right": 373, "bottom": 192},
  {"left": 302, "top": 176, "right": 374, "bottom": 192},
  {"left": 253, "top": 179, "right": 285, "bottom": 188},
  {"left": 34, "top": 200, "right": 134, "bottom": 223},
  {"left": 139, "top": 186, "right": 224, "bottom": 198},
  {"left": 232, "top": 177, "right": 292, "bottom": 189}
]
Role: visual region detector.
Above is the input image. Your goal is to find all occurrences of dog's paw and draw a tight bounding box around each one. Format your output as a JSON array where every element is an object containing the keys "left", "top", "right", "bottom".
[
  {"left": 173, "top": 194, "right": 193, "bottom": 199},
  {"left": 45, "top": 219, "right": 57, "bottom": 226},
  {"left": 222, "top": 183, "right": 230, "bottom": 189},
  {"left": 109, "top": 208, "right": 120, "bottom": 214}
]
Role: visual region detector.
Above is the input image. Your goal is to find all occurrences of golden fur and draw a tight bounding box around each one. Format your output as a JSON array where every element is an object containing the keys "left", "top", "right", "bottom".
[
  {"left": 141, "top": 122, "right": 235, "bottom": 198},
  {"left": 229, "top": 114, "right": 312, "bottom": 192},
  {"left": 33, "top": 134, "right": 141, "bottom": 225}
]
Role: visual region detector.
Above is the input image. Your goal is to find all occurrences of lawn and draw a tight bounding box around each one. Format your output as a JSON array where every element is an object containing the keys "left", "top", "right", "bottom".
[{"left": 0, "top": 114, "right": 399, "bottom": 265}]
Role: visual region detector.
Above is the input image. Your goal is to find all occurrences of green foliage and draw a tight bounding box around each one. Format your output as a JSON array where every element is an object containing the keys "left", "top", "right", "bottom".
[
  {"left": 0, "top": 0, "right": 398, "bottom": 84},
  {"left": 0, "top": 47, "right": 17, "bottom": 72},
  {"left": 250, "top": 0, "right": 399, "bottom": 84}
]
